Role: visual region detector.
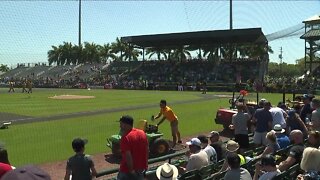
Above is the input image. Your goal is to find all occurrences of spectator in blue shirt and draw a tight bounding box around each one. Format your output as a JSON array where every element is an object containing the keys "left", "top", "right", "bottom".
[{"left": 273, "top": 124, "right": 290, "bottom": 149}]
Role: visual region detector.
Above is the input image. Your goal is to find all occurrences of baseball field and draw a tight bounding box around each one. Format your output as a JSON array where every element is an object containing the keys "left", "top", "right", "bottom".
[{"left": 0, "top": 88, "right": 284, "bottom": 166}]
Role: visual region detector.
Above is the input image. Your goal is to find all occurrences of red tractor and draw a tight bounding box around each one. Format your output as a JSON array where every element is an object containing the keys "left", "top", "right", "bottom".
[{"left": 215, "top": 90, "right": 258, "bottom": 130}]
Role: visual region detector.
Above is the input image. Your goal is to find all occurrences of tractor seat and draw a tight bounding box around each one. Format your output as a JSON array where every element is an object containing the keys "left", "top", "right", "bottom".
[{"left": 137, "top": 120, "right": 147, "bottom": 131}]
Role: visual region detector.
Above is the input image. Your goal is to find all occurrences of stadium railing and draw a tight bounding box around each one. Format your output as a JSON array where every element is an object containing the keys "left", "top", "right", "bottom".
[{"left": 96, "top": 149, "right": 188, "bottom": 178}]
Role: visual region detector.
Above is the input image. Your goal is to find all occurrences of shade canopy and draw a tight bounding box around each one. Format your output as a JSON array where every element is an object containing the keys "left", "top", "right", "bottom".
[{"left": 121, "top": 28, "right": 267, "bottom": 48}]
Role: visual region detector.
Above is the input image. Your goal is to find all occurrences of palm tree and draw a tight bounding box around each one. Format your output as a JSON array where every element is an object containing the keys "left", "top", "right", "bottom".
[
  {"left": 242, "top": 44, "right": 273, "bottom": 58},
  {"left": 61, "top": 42, "right": 75, "bottom": 65},
  {"left": 220, "top": 45, "right": 237, "bottom": 61},
  {"left": 122, "top": 44, "right": 141, "bottom": 61},
  {"left": 171, "top": 46, "right": 191, "bottom": 61},
  {"left": 111, "top": 37, "right": 126, "bottom": 61},
  {"left": 100, "top": 43, "right": 116, "bottom": 63},
  {"left": 0, "top": 64, "right": 9, "bottom": 72},
  {"left": 145, "top": 47, "right": 168, "bottom": 60},
  {"left": 47, "top": 45, "right": 62, "bottom": 65},
  {"left": 82, "top": 42, "right": 101, "bottom": 63},
  {"left": 71, "top": 44, "right": 81, "bottom": 65},
  {"left": 202, "top": 45, "right": 220, "bottom": 62},
  {"left": 185, "top": 45, "right": 203, "bottom": 60}
]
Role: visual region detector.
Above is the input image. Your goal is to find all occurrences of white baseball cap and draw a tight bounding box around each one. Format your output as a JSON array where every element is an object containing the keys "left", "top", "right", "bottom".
[{"left": 186, "top": 138, "right": 201, "bottom": 147}]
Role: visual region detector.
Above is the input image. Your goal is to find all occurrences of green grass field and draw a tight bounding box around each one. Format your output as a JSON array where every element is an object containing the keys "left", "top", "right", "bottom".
[{"left": 0, "top": 88, "right": 288, "bottom": 166}]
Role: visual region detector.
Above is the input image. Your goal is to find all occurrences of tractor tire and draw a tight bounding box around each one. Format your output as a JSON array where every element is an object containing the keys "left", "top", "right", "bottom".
[
  {"left": 112, "top": 142, "right": 121, "bottom": 158},
  {"left": 150, "top": 138, "right": 170, "bottom": 157}
]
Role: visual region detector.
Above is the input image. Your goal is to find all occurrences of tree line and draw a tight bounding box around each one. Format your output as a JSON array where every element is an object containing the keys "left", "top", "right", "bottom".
[{"left": 47, "top": 38, "right": 272, "bottom": 65}]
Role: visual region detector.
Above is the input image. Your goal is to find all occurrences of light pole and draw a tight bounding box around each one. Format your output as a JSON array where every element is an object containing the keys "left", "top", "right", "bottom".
[
  {"left": 279, "top": 47, "right": 283, "bottom": 75},
  {"left": 78, "top": 0, "right": 82, "bottom": 64},
  {"left": 78, "top": 0, "right": 81, "bottom": 47},
  {"left": 230, "top": 0, "right": 233, "bottom": 30}
]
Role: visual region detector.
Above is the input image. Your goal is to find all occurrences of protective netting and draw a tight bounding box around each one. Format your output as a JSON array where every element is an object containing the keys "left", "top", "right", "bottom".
[{"left": 266, "top": 23, "right": 305, "bottom": 42}]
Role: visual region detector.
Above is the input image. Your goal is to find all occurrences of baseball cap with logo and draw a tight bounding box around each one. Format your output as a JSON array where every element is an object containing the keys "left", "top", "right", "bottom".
[
  {"left": 302, "top": 94, "right": 315, "bottom": 100},
  {"left": 186, "top": 138, "right": 201, "bottom": 147}
]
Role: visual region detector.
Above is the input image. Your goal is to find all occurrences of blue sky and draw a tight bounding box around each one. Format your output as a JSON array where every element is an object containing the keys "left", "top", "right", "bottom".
[{"left": 0, "top": 1, "right": 319, "bottom": 68}]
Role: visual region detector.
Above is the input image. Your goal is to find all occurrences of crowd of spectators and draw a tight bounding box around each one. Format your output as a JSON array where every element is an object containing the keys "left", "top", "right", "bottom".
[
  {"left": 103, "top": 59, "right": 262, "bottom": 91},
  {"left": 153, "top": 95, "right": 320, "bottom": 180},
  {"left": 150, "top": 94, "right": 320, "bottom": 179},
  {"left": 2, "top": 60, "right": 320, "bottom": 93}
]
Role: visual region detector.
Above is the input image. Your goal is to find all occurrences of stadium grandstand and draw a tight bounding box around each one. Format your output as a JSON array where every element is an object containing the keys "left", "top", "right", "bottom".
[{"left": 0, "top": 28, "right": 271, "bottom": 92}]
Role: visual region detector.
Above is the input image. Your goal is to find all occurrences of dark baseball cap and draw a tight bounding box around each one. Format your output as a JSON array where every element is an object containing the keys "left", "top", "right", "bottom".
[
  {"left": 1, "top": 165, "right": 51, "bottom": 180},
  {"left": 119, "top": 115, "right": 134, "bottom": 126},
  {"left": 302, "top": 94, "right": 314, "bottom": 100}
]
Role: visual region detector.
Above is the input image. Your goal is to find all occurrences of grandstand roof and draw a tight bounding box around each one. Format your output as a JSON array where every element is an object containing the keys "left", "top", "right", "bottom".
[
  {"left": 303, "top": 14, "right": 320, "bottom": 24},
  {"left": 121, "top": 28, "right": 267, "bottom": 48},
  {"left": 300, "top": 29, "right": 320, "bottom": 40}
]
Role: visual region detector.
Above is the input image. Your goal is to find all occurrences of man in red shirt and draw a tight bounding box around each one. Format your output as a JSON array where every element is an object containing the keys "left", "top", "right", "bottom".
[
  {"left": 0, "top": 162, "right": 12, "bottom": 178},
  {"left": 117, "top": 115, "right": 148, "bottom": 180},
  {"left": 153, "top": 100, "right": 182, "bottom": 148}
]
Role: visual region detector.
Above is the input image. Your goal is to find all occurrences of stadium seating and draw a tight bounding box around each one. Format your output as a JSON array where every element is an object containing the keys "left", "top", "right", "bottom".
[
  {"left": 198, "top": 163, "right": 216, "bottom": 179},
  {"left": 178, "top": 169, "right": 200, "bottom": 180},
  {"left": 272, "top": 163, "right": 300, "bottom": 180}
]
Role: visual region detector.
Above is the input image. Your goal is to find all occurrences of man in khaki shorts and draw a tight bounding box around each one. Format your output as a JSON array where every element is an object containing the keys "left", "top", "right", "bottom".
[
  {"left": 252, "top": 100, "right": 273, "bottom": 146},
  {"left": 153, "top": 99, "right": 182, "bottom": 148}
]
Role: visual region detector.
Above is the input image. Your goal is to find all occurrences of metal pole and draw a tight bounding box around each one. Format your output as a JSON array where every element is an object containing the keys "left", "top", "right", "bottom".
[
  {"left": 229, "top": 0, "right": 233, "bottom": 62},
  {"left": 230, "top": 0, "right": 233, "bottom": 30},
  {"left": 79, "top": 0, "right": 81, "bottom": 47},
  {"left": 304, "top": 24, "right": 307, "bottom": 70},
  {"left": 310, "top": 41, "right": 313, "bottom": 73},
  {"left": 279, "top": 47, "right": 283, "bottom": 75},
  {"left": 142, "top": 48, "right": 145, "bottom": 61},
  {"left": 78, "top": 0, "right": 82, "bottom": 64}
]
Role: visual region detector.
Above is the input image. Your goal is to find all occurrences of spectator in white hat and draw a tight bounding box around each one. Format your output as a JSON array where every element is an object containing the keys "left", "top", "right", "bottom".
[
  {"left": 273, "top": 124, "right": 290, "bottom": 149},
  {"left": 214, "top": 140, "right": 247, "bottom": 176},
  {"left": 156, "top": 163, "right": 178, "bottom": 180},
  {"left": 179, "top": 138, "right": 208, "bottom": 173}
]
